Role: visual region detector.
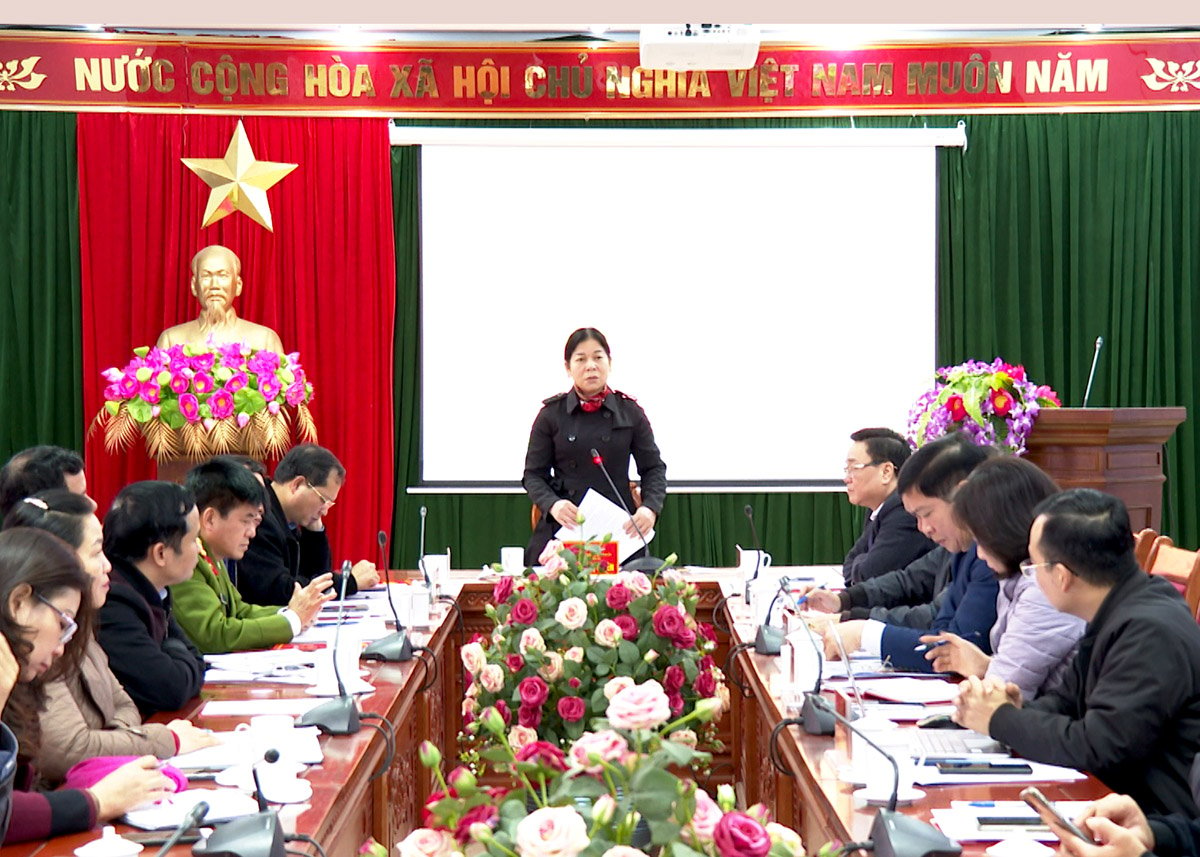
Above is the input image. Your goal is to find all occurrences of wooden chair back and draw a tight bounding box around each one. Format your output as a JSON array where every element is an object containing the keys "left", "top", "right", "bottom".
[
  {"left": 1133, "top": 528, "right": 1159, "bottom": 570},
  {"left": 1145, "top": 536, "right": 1200, "bottom": 616}
]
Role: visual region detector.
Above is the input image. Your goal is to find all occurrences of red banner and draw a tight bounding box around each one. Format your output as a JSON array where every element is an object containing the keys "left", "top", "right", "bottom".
[{"left": 3, "top": 31, "right": 1200, "bottom": 116}]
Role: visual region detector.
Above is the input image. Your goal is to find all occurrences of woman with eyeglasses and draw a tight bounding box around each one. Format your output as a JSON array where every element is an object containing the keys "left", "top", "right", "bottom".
[
  {"left": 918, "top": 456, "right": 1087, "bottom": 700},
  {"left": 0, "top": 526, "right": 178, "bottom": 843},
  {"left": 4, "top": 491, "right": 216, "bottom": 785}
]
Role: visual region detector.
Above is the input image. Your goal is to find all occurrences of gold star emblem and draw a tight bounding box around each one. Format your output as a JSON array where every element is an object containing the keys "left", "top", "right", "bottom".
[{"left": 182, "top": 120, "right": 298, "bottom": 231}]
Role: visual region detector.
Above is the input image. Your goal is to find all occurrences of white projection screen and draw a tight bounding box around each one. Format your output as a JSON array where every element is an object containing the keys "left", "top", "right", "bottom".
[{"left": 417, "top": 132, "right": 940, "bottom": 489}]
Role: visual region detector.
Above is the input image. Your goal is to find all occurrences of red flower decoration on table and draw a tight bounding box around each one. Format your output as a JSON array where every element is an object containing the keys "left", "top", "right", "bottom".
[
  {"left": 493, "top": 576, "right": 514, "bottom": 603},
  {"left": 714, "top": 812, "right": 772, "bottom": 857},
  {"left": 945, "top": 394, "right": 967, "bottom": 421},
  {"left": 509, "top": 597, "right": 539, "bottom": 625},
  {"left": 514, "top": 741, "right": 568, "bottom": 771},
  {"left": 518, "top": 675, "right": 549, "bottom": 707},
  {"left": 652, "top": 604, "right": 686, "bottom": 640},
  {"left": 990, "top": 388, "right": 1014, "bottom": 417},
  {"left": 605, "top": 583, "right": 634, "bottom": 611},
  {"left": 557, "top": 696, "right": 586, "bottom": 722}
]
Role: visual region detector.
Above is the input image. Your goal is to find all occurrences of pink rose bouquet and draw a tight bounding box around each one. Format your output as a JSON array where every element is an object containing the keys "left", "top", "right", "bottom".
[{"left": 466, "top": 538, "right": 725, "bottom": 750}]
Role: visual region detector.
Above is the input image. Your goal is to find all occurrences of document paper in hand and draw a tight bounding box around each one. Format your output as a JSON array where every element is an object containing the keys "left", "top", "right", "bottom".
[{"left": 555, "top": 489, "right": 654, "bottom": 563}]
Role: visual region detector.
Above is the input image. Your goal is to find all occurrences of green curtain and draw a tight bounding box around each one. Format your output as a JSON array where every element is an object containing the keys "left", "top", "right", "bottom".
[
  {"left": 937, "top": 112, "right": 1200, "bottom": 543},
  {"left": 0, "top": 112, "right": 82, "bottom": 465},
  {"left": 393, "top": 111, "right": 1200, "bottom": 567}
]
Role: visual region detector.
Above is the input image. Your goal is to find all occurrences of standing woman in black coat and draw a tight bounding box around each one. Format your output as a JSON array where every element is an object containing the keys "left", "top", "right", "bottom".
[{"left": 523, "top": 328, "right": 667, "bottom": 565}]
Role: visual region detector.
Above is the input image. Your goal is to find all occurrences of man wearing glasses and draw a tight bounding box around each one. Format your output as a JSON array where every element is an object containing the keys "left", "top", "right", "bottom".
[
  {"left": 234, "top": 444, "right": 380, "bottom": 606},
  {"left": 840, "top": 427, "right": 934, "bottom": 585},
  {"left": 955, "top": 489, "right": 1200, "bottom": 818}
]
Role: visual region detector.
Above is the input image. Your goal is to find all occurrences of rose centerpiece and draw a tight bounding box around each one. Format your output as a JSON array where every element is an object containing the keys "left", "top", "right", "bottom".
[
  {"left": 406, "top": 680, "right": 803, "bottom": 857},
  {"left": 91, "top": 342, "right": 317, "bottom": 460},
  {"left": 461, "top": 539, "right": 727, "bottom": 754},
  {"left": 906, "top": 357, "right": 1061, "bottom": 455}
]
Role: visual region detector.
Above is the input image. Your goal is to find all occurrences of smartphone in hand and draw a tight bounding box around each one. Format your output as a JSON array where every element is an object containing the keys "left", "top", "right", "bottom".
[{"left": 1020, "top": 786, "right": 1096, "bottom": 844}]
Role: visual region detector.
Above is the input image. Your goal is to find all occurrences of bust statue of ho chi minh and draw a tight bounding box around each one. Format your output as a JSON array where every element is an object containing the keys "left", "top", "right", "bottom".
[{"left": 156, "top": 245, "right": 285, "bottom": 353}]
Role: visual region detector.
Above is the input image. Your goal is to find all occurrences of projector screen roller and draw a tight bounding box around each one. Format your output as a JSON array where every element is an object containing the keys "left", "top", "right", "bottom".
[{"left": 419, "top": 138, "right": 937, "bottom": 488}]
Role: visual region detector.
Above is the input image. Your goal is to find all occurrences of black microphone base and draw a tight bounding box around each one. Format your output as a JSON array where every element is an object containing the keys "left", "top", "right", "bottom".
[
  {"left": 801, "top": 693, "right": 836, "bottom": 735},
  {"left": 620, "top": 555, "right": 665, "bottom": 573},
  {"left": 869, "top": 809, "right": 962, "bottom": 857},
  {"left": 192, "top": 811, "right": 286, "bottom": 857},
  {"left": 754, "top": 624, "right": 784, "bottom": 655},
  {"left": 297, "top": 695, "right": 361, "bottom": 735},
  {"left": 362, "top": 631, "right": 413, "bottom": 662}
]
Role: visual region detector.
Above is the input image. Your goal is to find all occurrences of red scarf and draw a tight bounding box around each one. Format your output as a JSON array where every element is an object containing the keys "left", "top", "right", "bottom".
[{"left": 577, "top": 386, "right": 612, "bottom": 413}]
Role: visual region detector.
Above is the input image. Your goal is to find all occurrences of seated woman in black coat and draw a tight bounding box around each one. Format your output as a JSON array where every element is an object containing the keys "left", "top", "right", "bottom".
[{"left": 522, "top": 327, "right": 667, "bottom": 565}]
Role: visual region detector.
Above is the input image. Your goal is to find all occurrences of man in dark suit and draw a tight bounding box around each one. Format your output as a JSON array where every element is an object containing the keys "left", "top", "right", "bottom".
[
  {"left": 955, "top": 489, "right": 1200, "bottom": 818},
  {"left": 233, "top": 444, "right": 378, "bottom": 606},
  {"left": 840, "top": 427, "right": 934, "bottom": 585},
  {"left": 98, "top": 481, "right": 207, "bottom": 717}
]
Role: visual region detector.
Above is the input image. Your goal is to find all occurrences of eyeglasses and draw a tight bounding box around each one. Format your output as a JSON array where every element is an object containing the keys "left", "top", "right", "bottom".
[
  {"left": 305, "top": 480, "right": 336, "bottom": 508},
  {"left": 36, "top": 594, "right": 78, "bottom": 646},
  {"left": 843, "top": 462, "right": 881, "bottom": 477},
  {"left": 1018, "top": 560, "right": 1053, "bottom": 578}
]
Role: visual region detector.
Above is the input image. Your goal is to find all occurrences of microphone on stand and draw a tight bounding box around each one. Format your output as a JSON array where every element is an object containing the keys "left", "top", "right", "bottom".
[
  {"left": 589, "top": 449, "right": 663, "bottom": 573},
  {"left": 297, "top": 566, "right": 362, "bottom": 735},
  {"left": 806, "top": 695, "right": 962, "bottom": 857},
  {"left": 251, "top": 749, "right": 281, "bottom": 812},
  {"left": 754, "top": 576, "right": 792, "bottom": 655},
  {"left": 1082, "top": 335, "right": 1104, "bottom": 407},
  {"left": 153, "top": 799, "right": 208, "bottom": 857},
  {"left": 417, "top": 505, "right": 431, "bottom": 590},
  {"left": 363, "top": 529, "right": 413, "bottom": 662},
  {"left": 743, "top": 503, "right": 763, "bottom": 602}
]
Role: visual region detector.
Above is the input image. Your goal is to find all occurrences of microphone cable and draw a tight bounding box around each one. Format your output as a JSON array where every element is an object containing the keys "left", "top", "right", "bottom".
[
  {"left": 768, "top": 717, "right": 804, "bottom": 776},
  {"left": 358, "top": 713, "right": 397, "bottom": 782},
  {"left": 284, "top": 833, "right": 329, "bottom": 857},
  {"left": 412, "top": 644, "right": 439, "bottom": 693},
  {"left": 723, "top": 642, "right": 755, "bottom": 698}
]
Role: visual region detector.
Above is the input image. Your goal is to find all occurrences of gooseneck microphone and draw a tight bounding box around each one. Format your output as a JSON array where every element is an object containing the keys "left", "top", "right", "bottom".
[
  {"left": 154, "top": 799, "right": 209, "bottom": 857},
  {"left": 418, "top": 505, "right": 431, "bottom": 589},
  {"left": 806, "top": 695, "right": 962, "bottom": 857},
  {"left": 589, "top": 448, "right": 663, "bottom": 573},
  {"left": 363, "top": 529, "right": 413, "bottom": 662},
  {"left": 251, "top": 748, "right": 281, "bottom": 812},
  {"left": 195, "top": 750, "right": 288, "bottom": 857},
  {"left": 1082, "top": 335, "right": 1104, "bottom": 408},
  {"left": 297, "top": 566, "right": 361, "bottom": 735},
  {"left": 743, "top": 503, "right": 763, "bottom": 602}
]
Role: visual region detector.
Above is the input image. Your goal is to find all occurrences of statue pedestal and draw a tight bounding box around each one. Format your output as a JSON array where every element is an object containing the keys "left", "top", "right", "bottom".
[
  {"left": 156, "top": 457, "right": 205, "bottom": 485},
  {"left": 1024, "top": 407, "right": 1187, "bottom": 530}
]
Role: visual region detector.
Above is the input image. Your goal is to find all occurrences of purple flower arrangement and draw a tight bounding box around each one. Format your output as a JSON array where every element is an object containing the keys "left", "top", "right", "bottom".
[
  {"left": 906, "top": 357, "right": 1061, "bottom": 455},
  {"left": 93, "top": 342, "right": 317, "bottom": 459}
]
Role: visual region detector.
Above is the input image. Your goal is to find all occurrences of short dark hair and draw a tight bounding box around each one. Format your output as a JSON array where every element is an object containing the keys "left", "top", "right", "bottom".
[
  {"left": 102, "top": 481, "right": 195, "bottom": 566},
  {"left": 2, "top": 489, "right": 94, "bottom": 551},
  {"left": 953, "top": 457, "right": 1060, "bottom": 576},
  {"left": 563, "top": 328, "right": 611, "bottom": 363},
  {"left": 222, "top": 454, "right": 268, "bottom": 479},
  {"left": 897, "top": 432, "right": 998, "bottom": 501},
  {"left": 849, "top": 427, "right": 912, "bottom": 472},
  {"left": 1032, "top": 489, "right": 1139, "bottom": 586},
  {"left": 186, "top": 458, "right": 264, "bottom": 516},
  {"left": 0, "top": 446, "right": 85, "bottom": 519},
  {"left": 274, "top": 444, "right": 345, "bottom": 487}
]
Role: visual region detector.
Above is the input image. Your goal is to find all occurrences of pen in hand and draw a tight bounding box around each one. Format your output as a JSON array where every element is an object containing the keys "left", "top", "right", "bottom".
[{"left": 794, "top": 584, "right": 826, "bottom": 608}]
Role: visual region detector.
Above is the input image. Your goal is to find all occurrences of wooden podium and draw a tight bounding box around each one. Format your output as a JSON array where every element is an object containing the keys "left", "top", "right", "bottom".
[{"left": 1024, "top": 407, "right": 1187, "bottom": 531}]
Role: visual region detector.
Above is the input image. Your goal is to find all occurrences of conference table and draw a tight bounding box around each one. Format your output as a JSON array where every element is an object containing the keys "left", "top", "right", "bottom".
[{"left": 3, "top": 568, "right": 1109, "bottom": 856}]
